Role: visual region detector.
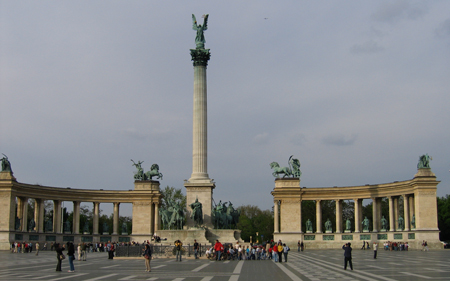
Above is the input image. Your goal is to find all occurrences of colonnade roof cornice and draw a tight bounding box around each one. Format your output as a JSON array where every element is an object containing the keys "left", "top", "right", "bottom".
[
  {"left": 271, "top": 177, "right": 434, "bottom": 201},
  {"left": 6, "top": 181, "right": 161, "bottom": 203}
]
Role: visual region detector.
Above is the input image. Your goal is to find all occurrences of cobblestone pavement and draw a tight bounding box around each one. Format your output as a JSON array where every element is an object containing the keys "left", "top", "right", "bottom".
[{"left": 0, "top": 249, "right": 449, "bottom": 280}]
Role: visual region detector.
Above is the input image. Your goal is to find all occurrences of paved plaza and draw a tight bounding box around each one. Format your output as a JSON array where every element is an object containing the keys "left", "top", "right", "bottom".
[{"left": 0, "top": 249, "right": 449, "bottom": 281}]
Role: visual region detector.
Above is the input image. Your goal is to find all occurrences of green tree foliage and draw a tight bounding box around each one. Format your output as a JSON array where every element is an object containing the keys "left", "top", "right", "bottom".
[
  {"left": 437, "top": 195, "right": 450, "bottom": 241},
  {"left": 237, "top": 205, "right": 273, "bottom": 243}
]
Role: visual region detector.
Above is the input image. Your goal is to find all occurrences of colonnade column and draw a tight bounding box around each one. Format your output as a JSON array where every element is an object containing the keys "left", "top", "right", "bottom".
[
  {"left": 154, "top": 203, "right": 160, "bottom": 232},
  {"left": 372, "top": 197, "right": 379, "bottom": 232},
  {"left": 53, "top": 200, "right": 62, "bottom": 233},
  {"left": 299, "top": 199, "right": 303, "bottom": 233},
  {"left": 93, "top": 202, "right": 100, "bottom": 235},
  {"left": 389, "top": 196, "right": 395, "bottom": 231},
  {"left": 409, "top": 196, "right": 415, "bottom": 228},
  {"left": 21, "top": 198, "right": 28, "bottom": 232},
  {"left": 403, "top": 194, "right": 410, "bottom": 231},
  {"left": 33, "top": 199, "right": 40, "bottom": 232},
  {"left": 38, "top": 199, "right": 45, "bottom": 233},
  {"left": 113, "top": 202, "right": 120, "bottom": 235},
  {"left": 315, "top": 200, "right": 322, "bottom": 233},
  {"left": 73, "top": 201, "right": 80, "bottom": 234},
  {"left": 354, "top": 199, "right": 360, "bottom": 233},
  {"left": 394, "top": 197, "right": 399, "bottom": 231},
  {"left": 335, "top": 199, "right": 342, "bottom": 233},
  {"left": 16, "top": 197, "right": 24, "bottom": 231},
  {"left": 274, "top": 201, "right": 279, "bottom": 233}
]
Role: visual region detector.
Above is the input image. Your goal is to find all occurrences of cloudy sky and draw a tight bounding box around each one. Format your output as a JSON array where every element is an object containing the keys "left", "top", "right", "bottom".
[{"left": 1, "top": 1, "right": 450, "bottom": 216}]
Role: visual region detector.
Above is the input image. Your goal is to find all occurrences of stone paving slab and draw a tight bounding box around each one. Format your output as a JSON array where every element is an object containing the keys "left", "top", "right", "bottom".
[{"left": 0, "top": 249, "right": 449, "bottom": 281}]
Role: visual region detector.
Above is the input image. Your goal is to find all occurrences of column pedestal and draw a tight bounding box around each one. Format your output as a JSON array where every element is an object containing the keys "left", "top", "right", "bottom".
[{"left": 184, "top": 181, "right": 215, "bottom": 228}]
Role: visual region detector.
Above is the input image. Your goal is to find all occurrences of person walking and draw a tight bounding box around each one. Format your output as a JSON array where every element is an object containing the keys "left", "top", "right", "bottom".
[
  {"left": 77, "top": 243, "right": 82, "bottom": 261},
  {"left": 143, "top": 244, "right": 152, "bottom": 272},
  {"left": 272, "top": 243, "right": 278, "bottom": 262},
  {"left": 55, "top": 243, "right": 65, "bottom": 272},
  {"left": 67, "top": 242, "right": 75, "bottom": 272},
  {"left": 81, "top": 242, "right": 87, "bottom": 261},
  {"left": 35, "top": 242, "right": 40, "bottom": 256},
  {"left": 214, "top": 240, "right": 223, "bottom": 261},
  {"left": 283, "top": 243, "right": 290, "bottom": 262},
  {"left": 175, "top": 240, "right": 183, "bottom": 261},
  {"left": 373, "top": 242, "right": 378, "bottom": 259},
  {"left": 300, "top": 241, "right": 304, "bottom": 251},
  {"left": 361, "top": 241, "right": 365, "bottom": 250},
  {"left": 343, "top": 243, "right": 353, "bottom": 270},
  {"left": 277, "top": 242, "right": 283, "bottom": 262},
  {"left": 297, "top": 240, "right": 300, "bottom": 252},
  {"left": 193, "top": 239, "right": 199, "bottom": 259}
]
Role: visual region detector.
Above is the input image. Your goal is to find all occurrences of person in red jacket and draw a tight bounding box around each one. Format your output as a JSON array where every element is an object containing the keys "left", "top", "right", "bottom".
[
  {"left": 214, "top": 240, "right": 224, "bottom": 261},
  {"left": 272, "top": 244, "right": 278, "bottom": 262}
]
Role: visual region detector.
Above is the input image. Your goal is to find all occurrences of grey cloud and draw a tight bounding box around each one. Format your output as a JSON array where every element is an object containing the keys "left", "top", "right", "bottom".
[
  {"left": 350, "top": 40, "right": 384, "bottom": 54},
  {"left": 371, "top": 1, "right": 428, "bottom": 23},
  {"left": 435, "top": 19, "right": 450, "bottom": 38},
  {"left": 322, "top": 134, "right": 357, "bottom": 146},
  {"left": 253, "top": 132, "right": 269, "bottom": 145}
]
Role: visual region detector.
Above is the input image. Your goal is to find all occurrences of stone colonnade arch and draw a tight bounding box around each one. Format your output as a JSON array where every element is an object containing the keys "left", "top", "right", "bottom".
[
  {"left": 0, "top": 172, "right": 162, "bottom": 250},
  {"left": 272, "top": 168, "right": 440, "bottom": 249}
]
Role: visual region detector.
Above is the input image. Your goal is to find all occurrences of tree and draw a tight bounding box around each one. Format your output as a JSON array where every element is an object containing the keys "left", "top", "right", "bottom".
[
  {"left": 437, "top": 195, "right": 450, "bottom": 241},
  {"left": 237, "top": 205, "right": 273, "bottom": 242}
]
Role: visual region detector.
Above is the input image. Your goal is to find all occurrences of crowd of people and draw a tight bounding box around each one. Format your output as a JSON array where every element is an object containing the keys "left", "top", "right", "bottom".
[{"left": 204, "top": 240, "right": 291, "bottom": 262}]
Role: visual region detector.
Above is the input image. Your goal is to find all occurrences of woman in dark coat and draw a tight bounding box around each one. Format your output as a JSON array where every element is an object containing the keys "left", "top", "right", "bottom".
[
  {"left": 67, "top": 242, "right": 75, "bottom": 272},
  {"left": 55, "top": 243, "right": 65, "bottom": 272},
  {"left": 143, "top": 244, "right": 152, "bottom": 272}
]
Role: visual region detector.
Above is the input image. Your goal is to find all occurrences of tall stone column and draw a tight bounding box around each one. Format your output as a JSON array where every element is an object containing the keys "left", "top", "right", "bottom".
[
  {"left": 21, "top": 198, "right": 28, "bottom": 232},
  {"left": 33, "top": 199, "right": 40, "bottom": 232},
  {"left": 335, "top": 199, "right": 342, "bottom": 233},
  {"left": 154, "top": 203, "right": 159, "bottom": 233},
  {"left": 389, "top": 196, "right": 395, "bottom": 231},
  {"left": 274, "top": 201, "right": 279, "bottom": 233},
  {"left": 372, "top": 197, "right": 379, "bottom": 232},
  {"left": 38, "top": 199, "right": 45, "bottom": 233},
  {"left": 394, "top": 197, "right": 399, "bottom": 231},
  {"left": 16, "top": 197, "right": 24, "bottom": 231},
  {"left": 409, "top": 196, "right": 415, "bottom": 228},
  {"left": 185, "top": 47, "right": 215, "bottom": 228},
  {"left": 73, "top": 201, "right": 80, "bottom": 234},
  {"left": 315, "top": 200, "right": 322, "bottom": 233},
  {"left": 354, "top": 199, "right": 360, "bottom": 233},
  {"left": 113, "top": 202, "right": 120, "bottom": 235},
  {"left": 53, "top": 200, "right": 62, "bottom": 233},
  {"left": 403, "top": 194, "right": 410, "bottom": 231},
  {"left": 93, "top": 202, "right": 100, "bottom": 235}
]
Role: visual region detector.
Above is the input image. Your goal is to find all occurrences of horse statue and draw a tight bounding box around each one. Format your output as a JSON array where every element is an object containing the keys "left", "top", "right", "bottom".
[
  {"left": 417, "top": 154, "right": 432, "bottom": 169},
  {"left": 270, "top": 155, "right": 302, "bottom": 178},
  {"left": 270, "top": 162, "right": 292, "bottom": 178},
  {"left": 159, "top": 208, "right": 171, "bottom": 230},
  {"left": 145, "top": 164, "right": 163, "bottom": 180}
]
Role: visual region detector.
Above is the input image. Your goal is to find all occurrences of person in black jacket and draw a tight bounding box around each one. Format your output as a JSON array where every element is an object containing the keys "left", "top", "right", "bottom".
[
  {"left": 343, "top": 243, "right": 353, "bottom": 270},
  {"left": 67, "top": 242, "right": 75, "bottom": 272},
  {"left": 55, "top": 243, "right": 65, "bottom": 272},
  {"left": 143, "top": 244, "right": 152, "bottom": 272}
]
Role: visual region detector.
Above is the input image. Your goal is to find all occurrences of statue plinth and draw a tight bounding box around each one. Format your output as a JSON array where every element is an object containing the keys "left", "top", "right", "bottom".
[
  {"left": 325, "top": 230, "right": 332, "bottom": 234},
  {"left": 184, "top": 181, "right": 215, "bottom": 229},
  {"left": 83, "top": 232, "right": 90, "bottom": 235},
  {"left": 306, "top": 231, "right": 313, "bottom": 234},
  {"left": 363, "top": 230, "right": 370, "bottom": 233},
  {"left": 344, "top": 230, "right": 352, "bottom": 233}
]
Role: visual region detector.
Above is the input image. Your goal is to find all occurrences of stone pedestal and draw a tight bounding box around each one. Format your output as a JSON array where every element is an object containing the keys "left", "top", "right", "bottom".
[
  {"left": 326, "top": 230, "right": 332, "bottom": 233},
  {"left": 184, "top": 181, "right": 215, "bottom": 228},
  {"left": 344, "top": 230, "right": 352, "bottom": 233}
]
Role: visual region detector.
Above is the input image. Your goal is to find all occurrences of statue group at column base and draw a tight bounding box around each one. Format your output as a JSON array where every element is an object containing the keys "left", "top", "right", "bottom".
[{"left": 153, "top": 228, "right": 242, "bottom": 245}]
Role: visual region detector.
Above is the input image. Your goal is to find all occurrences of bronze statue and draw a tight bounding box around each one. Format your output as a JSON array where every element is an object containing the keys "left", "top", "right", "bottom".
[
  {"left": 190, "top": 198, "right": 203, "bottom": 227},
  {"left": 417, "top": 154, "right": 432, "bottom": 169},
  {"left": 1, "top": 154, "right": 12, "bottom": 172},
  {"left": 192, "top": 14, "right": 209, "bottom": 49}
]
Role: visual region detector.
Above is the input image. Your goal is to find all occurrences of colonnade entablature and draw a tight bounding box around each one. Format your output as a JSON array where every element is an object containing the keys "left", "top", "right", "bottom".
[
  {"left": 271, "top": 168, "right": 441, "bottom": 249},
  {"left": 0, "top": 171, "right": 162, "bottom": 250}
]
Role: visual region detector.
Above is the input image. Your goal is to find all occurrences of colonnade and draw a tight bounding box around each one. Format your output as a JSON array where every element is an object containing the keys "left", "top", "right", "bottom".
[
  {"left": 0, "top": 171, "right": 162, "bottom": 249},
  {"left": 273, "top": 195, "right": 415, "bottom": 234},
  {"left": 271, "top": 168, "right": 440, "bottom": 248}
]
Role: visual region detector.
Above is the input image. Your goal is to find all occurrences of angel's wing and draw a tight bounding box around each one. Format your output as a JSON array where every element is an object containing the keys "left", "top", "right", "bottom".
[
  {"left": 202, "top": 14, "right": 209, "bottom": 30},
  {"left": 192, "top": 14, "right": 197, "bottom": 30}
]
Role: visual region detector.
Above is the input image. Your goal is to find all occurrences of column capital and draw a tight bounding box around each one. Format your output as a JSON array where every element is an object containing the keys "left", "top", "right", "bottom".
[{"left": 190, "top": 48, "right": 211, "bottom": 66}]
